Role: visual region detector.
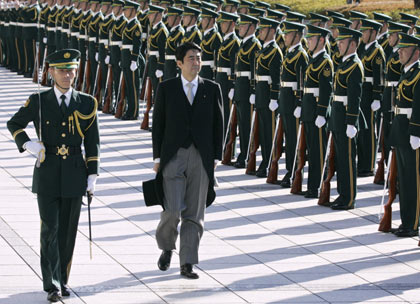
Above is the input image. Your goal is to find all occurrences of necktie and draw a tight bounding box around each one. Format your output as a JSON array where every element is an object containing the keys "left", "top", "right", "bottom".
[
  {"left": 60, "top": 95, "right": 67, "bottom": 115},
  {"left": 186, "top": 82, "right": 194, "bottom": 105}
]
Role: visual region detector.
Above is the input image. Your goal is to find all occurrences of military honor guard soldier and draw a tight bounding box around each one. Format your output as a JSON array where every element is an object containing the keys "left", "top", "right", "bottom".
[
  {"left": 163, "top": 6, "right": 184, "bottom": 80},
  {"left": 7, "top": 49, "right": 100, "bottom": 302}
]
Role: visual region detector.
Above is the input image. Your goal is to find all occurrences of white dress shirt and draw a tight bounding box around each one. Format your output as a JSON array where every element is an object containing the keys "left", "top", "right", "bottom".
[
  {"left": 181, "top": 74, "right": 198, "bottom": 103},
  {"left": 54, "top": 86, "right": 72, "bottom": 107}
]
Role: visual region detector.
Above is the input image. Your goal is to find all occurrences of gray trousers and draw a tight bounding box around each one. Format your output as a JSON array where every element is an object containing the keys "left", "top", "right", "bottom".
[{"left": 156, "top": 145, "right": 209, "bottom": 265}]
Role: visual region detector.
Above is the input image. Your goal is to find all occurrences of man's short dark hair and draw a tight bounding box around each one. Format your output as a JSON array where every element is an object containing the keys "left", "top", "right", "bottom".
[{"left": 175, "top": 42, "right": 202, "bottom": 62}]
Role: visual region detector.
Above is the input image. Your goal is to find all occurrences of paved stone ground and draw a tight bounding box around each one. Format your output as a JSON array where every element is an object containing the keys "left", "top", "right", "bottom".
[{"left": 0, "top": 67, "right": 420, "bottom": 304}]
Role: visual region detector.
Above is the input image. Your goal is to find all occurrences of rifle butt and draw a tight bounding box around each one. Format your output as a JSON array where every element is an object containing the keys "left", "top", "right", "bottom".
[
  {"left": 140, "top": 79, "right": 152, "bottom": 130},
  {"left": 266, "top": 163, "right": 278, "bottom": 184},
  {"left": 378, "top": 204, "right": 392, "bottom": 232},
  {"left": 40, "top": 62, "right": 49, "bottom": 86},
  {"left": 221, "top": 147, "right": 233, "bottom": 165},
  {"left": 317, "top": 182, "right": 331, "bottom": 206},
  {"left": 290, "top": 173, "right": 302, "bottom": 194},
  {"left": 373, "top": 161, "right": 385, "bottom": 185},
  {"left": 114, "top": 77, "right": 125, "bottom": 119}
]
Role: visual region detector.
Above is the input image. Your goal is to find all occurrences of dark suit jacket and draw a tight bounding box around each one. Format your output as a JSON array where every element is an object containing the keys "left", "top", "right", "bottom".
[{"left": 151, "top": 76, "right": 224, "bottom": 207}]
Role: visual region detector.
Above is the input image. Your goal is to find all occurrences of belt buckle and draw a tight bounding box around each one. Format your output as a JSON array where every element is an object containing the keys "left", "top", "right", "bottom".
[{"left": 56, "top": 144, "right": 69, "bottom": 159}]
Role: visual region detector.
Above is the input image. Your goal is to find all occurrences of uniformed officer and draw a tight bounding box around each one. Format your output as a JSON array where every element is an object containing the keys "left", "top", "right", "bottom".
[
  {"left": 210, "top": 0, "right": 223, "bottom": 12},
  {"left": 285, "top": 11, "right": 307, "bottom": 51},
  {"left": 46, "top": 0, "right": 59, "bottom": 56},
  {"left": 222, "top": 0, "right": 239, "bottom": 14},
  {"left": 237, "top": 0, "right": 254, "bottom": 15},
  {"left": 307, "top": 13, "right": 331, "bottom": 56},
  {"left": 38, "top": 0, "right": 50, "bottom": 69},
  {"left": 278, "top": 20, "right": 308, "bottom": 187},
  {"left": 253, "top": 17, "right": 282, "bottom": 177},
  {"left": 163, "top": 6, "right": 184, "bottom": 79},
  {"left": 137, "top": 0, "right": 150, "bottom": 58},
  {"left": 329, "top": 27, "right": 363, "bottom": 210},
  {"left": 348, "top": 10, "right": 367, "bottom": 56},
  {"left": 180, "top": 6, "right": 202, "bottom": 46},
  {"left": 78, "top": 0, "right": 93, "bottom": 91},
  {"left": 60, "top": 0, "right": 74, "bottom": 49},
  {"left": 199, "top": 7, "right": 221, "bottom": 80},
  {"left": 265, "top": 9, "right": 286, "bottom": 54},
  {"left": 230, "top": 14, "right": 261, "bottom": 169},
  {"left": 328, "top": 16, "right": 352, "bottom": 71},
  {"left": 86, "top": 0, "right": 103, "bottom": 95},
  {"left": 54, "top": 0, "right": 67, "bottom": 51},
  {"left": 373, "top": 12, "right": 392, "bottom": 59},
  {"left": 22, "top": 0, "right": 40, "bottom": 78},
  {"left": 300, "top": 24, "right": 333, "bottom": 198},
  {"left": 7, "top": 49, "right": 100, "bottom": 302},
  {"left": 399, "top": 13, "right": 418, "bottom": 35},
  {"left": 389, "top": 33, "right": 420, "bottom": 237},
  {"left": 357, "top": 18, "right": 385, "bottom": 177},
  {"left": 69, "top": 0, "right": 84, "bottom": 51}
]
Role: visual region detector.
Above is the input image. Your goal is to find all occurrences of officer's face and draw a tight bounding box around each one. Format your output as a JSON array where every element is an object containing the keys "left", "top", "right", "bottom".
[
  {"left": 351, "top": 20, "right": 361, "bottom": 30},
  {"left": 307, "top": 35, "right": 323, "bottom": 52},
  {"left": 399, "top": 46, "right": 418, "bottom": 65},
  {"left": 49, "top": 68, "right": 77, "bottom": 90},
  {"left": 177, "top": 49, "right": 201, "bottom": 79},
  {"left": 112, "top": 5, "right": 121, "bottom": 15},
  {"left": 284, "top": 32, "right": 297, "bottom": 47},
  {"left": 220, "top": 21, "right": 232, "bottom": 34},
  {"left": 238, "top": 23, "right": 254, "bottom": 38},
  {"left": 237, "top": 7, "right": 247, "bottom": 15},
  {"left": 338, "top": 38, "right": 353, "bottom": 56},
  {"left": 331, "top": 27, "right": 338, "bottom": 39},
  {"left": 389, "top": 32, "right": 399, "bottom": 47},
  {"left": 362, "top": 29, "right": 376, "bottom": 44},
  {"left": 182, "top": 15, "right": 192, "bottom": 26}
]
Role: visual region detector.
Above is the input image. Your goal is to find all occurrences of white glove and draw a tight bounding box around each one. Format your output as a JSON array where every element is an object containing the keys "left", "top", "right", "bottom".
[
  {"left": 228, "top": 88, "right": 234, "bottom": 100},
  {"left": 155, "top": 69, "right": 163, "bottom": 78},
  {"left": 269, "top": 99, "right": 278, "bottom": 111},
  {"left": 371, "top": 99, "right": 381, "bottom": 111},
  {"left": 346, "top": 125, "right": 357, "bottom": 139},
  {"left": 105, "top": 55, "right": 110, "bottom": 64},
  {"left": 315, "top": 115, "right": 326, "bottom": 128},
  {"left": 24, "top": 141, "right": 45, "bottom": 163},
  {"left": 95, "top": 52, "right": 99, "bottom": 62},
  {"left": 410, "top": 135, "right": 420, "bottom": 150},
  {"left": 249, "top": 94, "right": 255, "bottom": 104},
  {"left": 293, "top": 106, "right": 301, "bottom": 118},
  {"left": 86, "top": 174, "right": 98, "bottom": 195},
  {"left": 86, "top": 50, "right": 89, "bottom": 58},
  {"left": 42, "top": 37, "right": 47, "bottom": 44},
  {"left": 130, "top": 61, "right": 138, "bottom": 71}
]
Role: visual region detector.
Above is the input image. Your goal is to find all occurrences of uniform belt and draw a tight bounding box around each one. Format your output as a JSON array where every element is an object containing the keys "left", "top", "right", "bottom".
[
  {"left": 79, "top": 34, "right": 87, "bottom": 40},
  {"left": 148, "top": 50, "right": 159, "bottom": 56},
  {"left": 201, "top": 60, "right": 214, "bottom": 68},
  {"left": 70, "top": 32, "right": 79, "bottom": 37},
  {"left": 236, "top": 71, "right": 251, "bottom": 79},
  {"left": 141, "top": 32, "right": 147, "bottom": 39},
  {"left": 110, "top": 41, "right": 122, "bottom": 46},
  {"left": 364, "top": 77, "right": 373, "bottom": 83},
  {"left": 304, "top": 87, "right": 319, "bottom": 97},
  {"left": 394, "top": 106, "right": 412, "bottom": 118},
  {"left": 333, "top": 95, "right": 348, "bottom": 106},
  {"left": 57, "top": 26, "right": 63, "bottom": 31},
  {"left": 386, "top": 81, "right": 398, "bottom": 87},
  {"left": 88, "top": 37, "right": 96, "bottom": 42},
  {"left": 10, "top": 22, "right": 17, "bottom": 26},
  {"left": 99, "top": 39, "right": 108, "bottom": 45},
  {"left": 165, "top": 55, "right": 176, "bottom": 60},
  {"left": 62, "top": 28, "right": 70, "bottom": 34},
  {"left": 217, "top": 67, "right": 231, "bottom": 75},
  {"left": 121, "top": 44, "right": 133, "bottom": 51},
  {"left": 46, "top": 26, "right": 55, "bottom": 31},
  {"left": 256, "top": 75, "right": 272, "bottom": 84},
  {"left": 281, "top": 81, "right": 297, "bottom": 90},
  {"left": 21, "top": 23, "right": 38, "bottom": 27},
  {"left": 46, "top": 145, "right": 81, "bottom": 156}
]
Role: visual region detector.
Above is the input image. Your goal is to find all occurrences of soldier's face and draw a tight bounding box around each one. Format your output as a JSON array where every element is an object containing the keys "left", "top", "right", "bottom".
[
  {"left": 331, "top": 28, "right": 338, "bottom": 39},
  {"left": 238, "top": 23, "right": 253, "bottom": 38},
  {"left": 338, "top": 38, "right": 351, "bottom": 56},
  {"left": 182, "top": 15, "right": 192, "bottom": 26},
  {"left": 362, "top": 29, "right": 375, "bottom": 44},
  {"left": 284, "top": 32, "right": 297, "bottom": 47},
  {"left": 389, "top": 32, "right": 398, "bottom": 47},
  {"left": 351, "top": 20, "right": 361, "bottom": 30},
  {"left": 49, "top": 68, "right": 77, "bottom": 90},
  {"left": 398, "top": 46, "right": 417, "bottom": 65},
  {"left": 177, "top": 49, "right": 201, "bottom": 78},
  {"left": 237, "top": 7, "right": 247, "bottom": 14},
  {"left": 307, "top": 36, "right": 321, "bottom": 52}
]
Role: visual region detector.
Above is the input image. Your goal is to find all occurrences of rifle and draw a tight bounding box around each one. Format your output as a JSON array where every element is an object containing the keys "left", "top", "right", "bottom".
[
  {"left": 245, "top": 109, "right": 259, "bottom": 175},
  {"left": 102, "top": 65, "right": 113, "bottom": 114},
  {"left": 32, "top": 42, "right": 40, "bottom": 83},
  {"left": 267, "top": 114, "right": 284, "bottom": 184},
  {"left": 373, "top": 115, "right": 385, "bottom": 185},
  {"left": 318, "top": 133, "right": 335, "bottom": 206},
  {"left": 290, "top": 123, "right": 303, "bottom": 185},
  {"left": 222, "top": 103, "right": 238, "bottom": 165},
  {"left": 40, "top": 46, "right": 49, "bottom": 86},
  {"left": 75, "top": 58, "right": 86, "bottom": 91},
  {"left": 114, "top": 73, "right": 126, "bottom": 118},
  {"left": 83, "top": 58, "right": 92, "bottom": 94},
  {"left": 93, "top": 64, "right": 103, "bottom": 106},
  {"left": 291, "top": 124, "right": 307, "bottom": 194},
  {"left": 378, "top": 150, "right": 397, "bottom": 232},
  {"left": 140, "top": 77, "right": 153, "bottom": 130}
]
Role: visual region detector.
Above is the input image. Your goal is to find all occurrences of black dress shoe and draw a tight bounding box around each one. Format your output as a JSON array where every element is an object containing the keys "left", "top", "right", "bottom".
[
  {"left": 61, "top": 285, "right": 70, "bottom": 297},
  {"left": 304, "top": 190, "right": 318, "bottom": 198},
  {"left": 47, "top": 290, "right": 61, "bottom": 302},
  {"left": 394, "top": 228, "right": 418, "bottom": 237},
  {"left": 246, "top": 170, "right": 256, "bottom": 175},
  {"left": 331, "top": 203, "right": 354, "bottom": 210},
  {"left": 256, "top": 170, "right": 267, "bottom": 178},
  {"left": 233, "top": 161, "right": 245, "bottom": 168},
  {"left": 357, "top": 171, "right": 374, "bottom": 177},
  {"left": 280, "top": 180, "right": 291, "bottom": 188},
  {"left": 157, "top": 250, "right": 172, "bottom": 271},
  {"left": 180, "top": 263, "right": 199, "bottom": 279},
  {"left": 121, "top": 115, "right": 138, "bottom": 120}
]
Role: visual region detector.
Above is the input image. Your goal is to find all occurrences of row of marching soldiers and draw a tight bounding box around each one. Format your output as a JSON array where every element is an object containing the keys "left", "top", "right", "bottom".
[{"left": 2, "top": 0, "right": 420, "bottom": 240}]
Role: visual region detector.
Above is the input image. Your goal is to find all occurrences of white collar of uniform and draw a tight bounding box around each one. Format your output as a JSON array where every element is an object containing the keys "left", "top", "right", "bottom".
[
  {"left": 186, "top": 24, "right": 196, "bottom": 32},
  {"left": 54, "top": 86, "right": 73, "bottom": 107},
  {"left": 56, "top": 4, "right": 62, "bottom": 9},
  {"left": 364, "top": 40, "right": 376, "bottom": 50},
  {"left": 404, "top": 60, "right": 419, "bottom": 73},
  {"left": 342, "top": 52, "right": 356, "bottom": 62},
  {"left": 170, "top": 24, "right": 180, "bottom": 32},
  {"left": 393, "top": 47, "right": 398, "bottom": 53},
  {"left": 204, "top": 26, "right": 216, "bottom": 36},
  {"left": 287, "top": 42, "right": 302, "bottom": 53},
  {"left": 117, "top": 14, "right": 125, "bottom": 20},
  {"left": 377, "top": 31, "right": 388, "bottom": 40},
  {"left": 153, "top": 21, "right": 162, "bottom": 30},
  {"left": 223, "top": 31, "right": 234, "bottom": 41},
  {"left": 106, "top": 12, "right": 114, "bottom": 18},
  {"left": 242, "top": 34, "right": 254, "bottom": 44},
  {"left": 312, "top": 48, "right": 326, "bottom": 59},
  {"left": 181, "top": 74, "right": 198, "bottom": 89},
  {"left": 28, "top": 3, "right": 36, "bottom": 8},
  {"left": 263, "top": 39, "right": 275, "bottom": 49},
  {"left": 127, "top": 16, "right": 137, "bottom": 24}
]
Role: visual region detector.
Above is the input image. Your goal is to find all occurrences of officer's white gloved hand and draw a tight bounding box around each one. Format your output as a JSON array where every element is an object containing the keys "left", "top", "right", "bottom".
[
  {"left": 155, "top": 69, "right": 163, "bottom": 78},
  {"left": 371, "top": 99, "right": 381, "bottom": 111},
  {"left": 410, "top": 135, "right": 420, "bottom": 150},
  {"left": 24, "top": 141, "right": 45, "bottom": 163},
  {"left": 315, "top": 115, "right": 326, "bottom": 128},
  {"left": 249, "top": 94, "right": 255, "bottom": 104},
  {"left": 293, "top": 106, "right": 301, "bottom": 118},
  {"left": 86, "top": 174, "right": 98, "bottom": 195},
  {"left": 130, "top": 61, "right": 138, "bottom": 71},
  {"left": 105, "top": 55, "right": 110, "bottom": 64},
  {"left": 269, "top": 99, "right": 278, "bottom": 111},
  {"left": 86, "top": 50, "right": 89, "bottom": 58},
  {"left": 346, "top": 124, "right": 357, "bottom": 139},
  {"left": 42, "top": 37, "right": 47, "bottom": 44},
  {"left": 95, "top": 52, "right": 99, "bottom": 62},
  {"left": 228, "top": 88, "right": 234, "bottom": 100}
]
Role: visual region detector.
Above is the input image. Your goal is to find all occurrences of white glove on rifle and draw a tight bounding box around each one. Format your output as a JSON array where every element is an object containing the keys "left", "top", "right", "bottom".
[
  {"left": 268, "top": 99, "right": 278, "bottom": 111},
  {"left": 315, "top": 115, "right": 326, "bottom": 128},
  {"left": 346, "top": 124, "right": 357, "bottom": 139},
  {"left": 105, "top": 55, "right": 110, "bottom": 64},
  {"left": 42, "top": 37, "right": 47, "bottom": 44},
  {"left": 24, "top": 141, "right": 45, "bottom": 163},
  {"left": 95, "top": 52, "right": 99, "bottom": 62},
  {"left": 249, "top": 94, "right": 255, "bottom": 104},
  {"left": 371, "top": 99, "right": 381, "bottom": 111},
  {"left": 293, "top": 106, "right": 301, "bottom": 118},
  {"left": 86, "top": 174, "right": 98, "bottom": 195},
  {"left": 410, "top": 135, "right": 420, "bottom": 150},
  {"left": 155, "top": 69, "right": 163, "bottom": 78},
  {"left": 130, "top": 61, "right": 138, "bottom": 72},
  {"left": 228, "top": 88, "right": 234, "bottom": 100}
]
